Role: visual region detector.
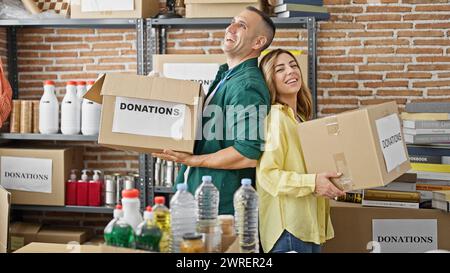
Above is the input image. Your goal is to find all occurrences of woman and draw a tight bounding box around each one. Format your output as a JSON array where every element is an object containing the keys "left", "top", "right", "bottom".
[{"left": 257, "top": 49, "right": 346, "bottom": 253}]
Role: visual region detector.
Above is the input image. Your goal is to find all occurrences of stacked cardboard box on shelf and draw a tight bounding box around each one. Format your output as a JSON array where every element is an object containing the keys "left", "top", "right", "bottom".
[
  {"left": 70, "top": 0, "right": 159, "bottom": 19},
  {"left": 185, "top": 0, "right": 263, "bottom": 18},
  {"left": 0, "top": 146, "right": 83, "bottom": 206}
]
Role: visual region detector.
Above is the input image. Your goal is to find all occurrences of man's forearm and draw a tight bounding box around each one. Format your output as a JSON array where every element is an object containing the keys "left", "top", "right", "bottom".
[{"left": 197, "top": 147, "right": 257, "bottom": 170}]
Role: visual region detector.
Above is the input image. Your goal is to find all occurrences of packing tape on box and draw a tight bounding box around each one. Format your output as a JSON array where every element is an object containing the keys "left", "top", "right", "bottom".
[
  {"left": 326, "top": 116, "right": 339, "bottom": 136},
  {"left": 331, "top": 153, "right": 353, "bottom": 191}
]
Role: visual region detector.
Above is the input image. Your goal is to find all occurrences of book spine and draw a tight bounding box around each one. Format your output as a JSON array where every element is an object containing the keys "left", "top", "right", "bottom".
[
  {"left": 403, "top": 128, "right": 450, "bottom": 135},
  {"left": 405, "top": 102, "right": 450, "bottom": 113},
  {"left": 362, "top": 199, "right": 419, "bottom": 209},
  {"left": 416, "top": 184, "right": 450, "bottom": 192},
  {"left": 373, "top": 182, "right": 417, "bottom": 192},
  {"left": 405, "top": 134, "right": 450, "bottom": 144},
  {"left": 336, "top": 192, "right": 362, "bottom": 203},
  {"left": 432, "top": 191, "right": 450, "bottom": 202},
  {"left": 407, "top": 146, "right": 450, "bottom": 157},
  {"left": 363, "top": 190, "right": 421, "bottom": 203},
  {"left": 431, "top": 200, "right": 449, "bottom": 212},
  {"left": 401, "top": 112, "right": 450, "bottom": 121},
  {"left": 411, "top": 162, "right": 450, "bottom": 173},
  {"left": 403, "top": 120, "right": 450, "bottom": 129},
  {"left": 409, "top": 155, "right": 442, "bottom": 164}
]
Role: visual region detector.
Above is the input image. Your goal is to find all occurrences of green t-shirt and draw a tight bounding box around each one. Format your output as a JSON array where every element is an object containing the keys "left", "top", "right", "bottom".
[{"left": 175, "top": 58, "right": 271, "bottom": 215}]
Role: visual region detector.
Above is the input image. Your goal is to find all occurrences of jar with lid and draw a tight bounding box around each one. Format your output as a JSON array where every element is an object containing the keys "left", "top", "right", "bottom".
[{"left": 180, "top": 233, "right": 205, "bottom": 253}]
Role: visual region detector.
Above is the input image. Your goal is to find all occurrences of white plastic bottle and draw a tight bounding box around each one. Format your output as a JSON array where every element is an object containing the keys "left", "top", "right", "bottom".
[
  {"left": 81, "top": 80, "right": 101, "bottom": 136},
  {"left": 170, "top": 183, "right": 197, "bottom": 253},
  {"left": 76, "top": 81, "right": 87, "bottom": 102},
  {"left": 121, "top": 188, "right": 143, "bottom": 232},
  {"left": 61, "top": 81, "right": 81, "bottom": 135},
  {"left": 39, "top": 80, "right": 59, "bottom": 134}
]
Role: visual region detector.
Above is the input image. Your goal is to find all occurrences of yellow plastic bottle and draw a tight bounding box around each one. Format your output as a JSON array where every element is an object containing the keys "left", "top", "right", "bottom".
[{"left": 153, "top": 196, "right": 171, "bottom": 253}]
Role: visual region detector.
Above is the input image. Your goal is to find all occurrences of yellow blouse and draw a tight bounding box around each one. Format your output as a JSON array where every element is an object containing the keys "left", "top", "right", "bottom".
[{"left": 256, "top": 104, "right": 334, "bottom": 252}]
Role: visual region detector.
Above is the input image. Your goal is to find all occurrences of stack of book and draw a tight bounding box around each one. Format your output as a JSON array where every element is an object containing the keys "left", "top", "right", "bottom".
[
  {"left": 408, "top": 158, "right": 450, "bottom": 206},
  {"left": 361, "top": 189, "right": 421, "bottom": 209},
  {"left": 401, "top": 102, "right": 450, "bottom": 144},
  {"left": 432, "top": 190, "right": 450, "bottom": 212},
  {"left": 336, "top": 173, "right": 417, "bottom": 206},
  {"left": 271, "top": 0, "right": 330, "bottom": 20}
]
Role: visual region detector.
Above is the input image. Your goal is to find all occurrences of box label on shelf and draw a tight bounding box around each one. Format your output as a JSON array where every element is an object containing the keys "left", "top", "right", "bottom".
[
  {"left": 372, "top": 219, "right": 437, "bottom": 253},
  {"left": 0, "top": 157, "right": 52, "bottom": 194},
  {"left": 112, "top": 96, "right": 187, "bottom": 140},
  {"left": 163, "top": 63, "right": 221, "bottom": 95},
  {"left": 375, "top": 113, "right": 407, "bottom": 172},
  {"left": 81, "top": 0, "right": 134, "bottom": 12}
]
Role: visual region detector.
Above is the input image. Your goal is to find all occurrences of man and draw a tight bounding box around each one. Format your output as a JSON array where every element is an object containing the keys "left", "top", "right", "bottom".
[{"left": 153, "top": 6, "right": 276, "bottom": 215}]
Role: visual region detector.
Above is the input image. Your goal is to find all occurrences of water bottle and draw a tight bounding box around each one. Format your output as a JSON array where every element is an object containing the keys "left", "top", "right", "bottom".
[
  {"left": 234, "top": 178, "right": 259, "bottom": 253},
  {"left": 170, "top": 183, "right": 197, "bottom": 253},
  {"left": 195, "top": 176, "right": 219, "bottom": 221},
  {"left": 153, "top": 196, "right": 171, "bottom": 253},
  {"left": 121, "top": 188, "right": 143, "bottom": 232},
  {"left": 81, "top": 80, "right": 101, "bottom": 136},
  {"left": 61, "top": 81, "right": 80, "bottom": 135},
  {"left": 104, "top": 205, "right": 135, "bottom": 248},
  {"left": 39, "top": 80, "right": 59, "bottom": 134},
  {"left": 195, "top": 175, "right": 221, "bottom": 253},
  {"left": 135, "top": 206, "right": 162, "bottom": 252}
]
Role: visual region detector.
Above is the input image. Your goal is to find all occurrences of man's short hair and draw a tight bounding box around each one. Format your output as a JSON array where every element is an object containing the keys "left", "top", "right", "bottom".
[{"left": 245, "top": 6, "right": 276, "bottom": 51}]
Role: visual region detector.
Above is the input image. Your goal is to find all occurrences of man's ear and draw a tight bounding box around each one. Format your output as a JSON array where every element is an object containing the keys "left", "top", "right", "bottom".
[{"left": 253, "top": 36, "right": 268, "bottom": 50}]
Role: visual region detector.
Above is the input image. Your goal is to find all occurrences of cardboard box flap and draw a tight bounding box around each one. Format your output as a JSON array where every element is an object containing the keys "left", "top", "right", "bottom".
[
  {"left": 83, "top": 74, "right": 105, "bottom": 104},
  {"left": 9, "top": 222, "right": 42, "bottom": 235},
  {"left": 100, "top": 73, "right": 202, "bottom": 105},
  {"left": 0, "top": 186, "right": 10, "bottom": 253},
  {"left": 185, "top": 0, "right": 258, "bottom": 4}
]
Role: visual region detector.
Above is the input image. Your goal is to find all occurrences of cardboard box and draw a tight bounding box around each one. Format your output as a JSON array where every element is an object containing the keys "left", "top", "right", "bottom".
[
  {"left": 14, "top": 242, "right": 149, "bottom": 253},
  {"left": 185, "top": 0, "right": 262, "bottom": 18},
  {"left": 323, "top": 201, "right": 450, "bottom": 253},
  {"left": 70, "top": 0, "right": 159, "bottom": 19},
  {"left": 9, "top": 222, "right": 42, "bottom": 252},
  {"left": 0, "top": 186, "right": 10, "bottom": 253},
  {"left": 84, "top": 73, "right": 203, "bottom": 154},
  {"left": 0, "top": 146, "right": 83, "bottom": 206},
  {"left": 153, "top": 54, "right": 227, "bottom": 95},
  {"left": 298, "top": 101, "right": 411, "bottom": 191},
  {"left": 34, "top": 226, "right": 93, "bottom": 245}
]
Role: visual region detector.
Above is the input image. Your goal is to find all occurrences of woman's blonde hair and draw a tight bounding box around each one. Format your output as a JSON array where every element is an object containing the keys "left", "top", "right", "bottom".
[{"left": 259, "top": 49, "right": 313, "bottom": 120}]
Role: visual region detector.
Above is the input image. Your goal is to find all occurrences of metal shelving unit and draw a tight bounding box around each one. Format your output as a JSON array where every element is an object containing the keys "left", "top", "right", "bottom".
[
  {"left": 1, "top": 16, "right": 319, "bottom": 211},
  {"left": 1, "top": 18, "right": 141, "bottom": 213},
  {"left": 0, "top": 133, "right": 97, "bottom": 141},
  {"left": 12, "top": 205, "right": 113, "bottom": 214}
]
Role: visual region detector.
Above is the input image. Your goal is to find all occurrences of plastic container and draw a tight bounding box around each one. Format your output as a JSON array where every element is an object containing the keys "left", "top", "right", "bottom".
[
  {"left": 39, "top": 80, "right": 59, "bottom": 134},
  {"left": 88, "top": 170, "right": 102, "bottom": 207},
  {"left": 180, "top": 233, "right": 205, "bottom": 253},
  {"left": 195, "top": 176, "right": 221, "bottom": 253},
  {"left": 61, "top": 81, "right": 80, "bottom": 135},
  {"left": 81, "top": 80, "right": 101, "bottom": 136},
  {"left": 65, "top": 169, "right": 78, "bottom": 206},
  {"left": 195, "top": 175, "right": 219, "bottom": 221},
  {"left": 76, "top": 169, "right": 89, "bottom": 206},
  {"left": 121, "top": 188, "right": 143, "bottom": 232},
  {"left": 135, "top": 206, "right": 162, "bottom": 252},
  {"left": 153, "top": 196, "right": 171, "bottom": 253},
  {"left": 104, "top": 205, "right": 135, "bottom": 248},
  {"left": 233, "top": 178, "right": 259, "bottom": 253},
  {"left": 170, "top": 183, "right": 197, "bottom": 253},
  {"left": 76, "top": 81, "right": 87, "bottom": 101}
]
